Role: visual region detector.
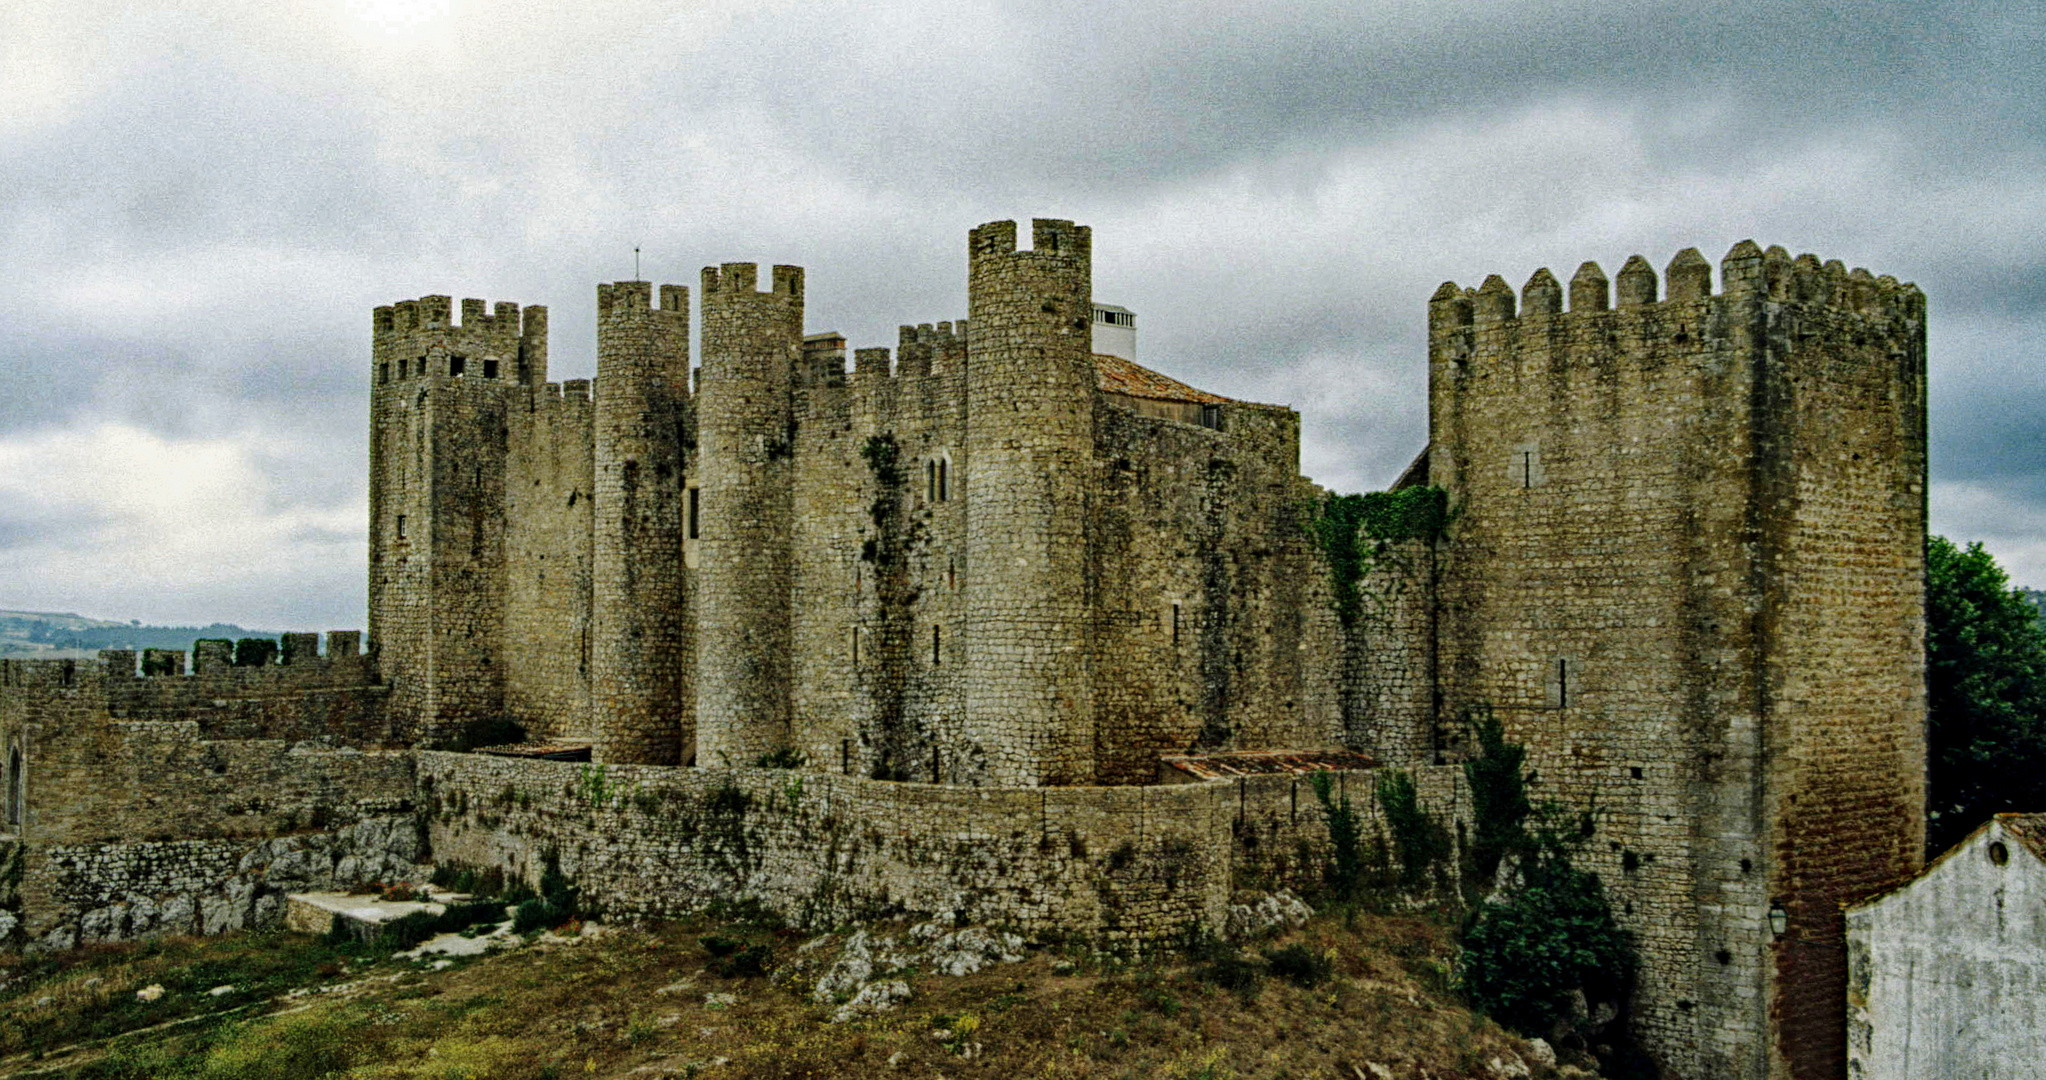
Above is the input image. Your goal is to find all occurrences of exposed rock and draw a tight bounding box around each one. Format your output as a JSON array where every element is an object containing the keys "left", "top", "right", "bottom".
[
  {"left": 831, "top": 979, "right": 911, "bottom": 1023},
  {"left": 1225, "top": 889, "right": 1313, "bottom": 941}
]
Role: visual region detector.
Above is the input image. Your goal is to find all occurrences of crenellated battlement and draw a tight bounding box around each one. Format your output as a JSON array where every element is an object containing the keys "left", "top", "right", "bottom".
[
  {"left": 1429, "top": 241, "right": 1925, "bottom": 337},
  {"left": 969, "top": 218, "right": 1092, "bottom": 264},
  {"left": 893, "top": 320, "right": 964, "bottom": 377},
  {"left": 372, "top": 293, "right": 547, "bottom": 386},
  {"left": 700, "top": 262, "right": 804, "bottom": 301}
]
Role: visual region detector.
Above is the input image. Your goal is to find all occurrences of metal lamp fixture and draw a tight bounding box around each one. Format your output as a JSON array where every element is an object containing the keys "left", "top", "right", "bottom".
[{"left": 1768, "top": 903, "right": 1789, "bottom": 938}]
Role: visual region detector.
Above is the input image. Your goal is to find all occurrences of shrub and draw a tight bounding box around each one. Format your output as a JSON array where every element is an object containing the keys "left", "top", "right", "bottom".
[
  {"left": 512, "top": 898, "right": 563, "bottom": 935},
  {"left": 232, "top": 638, "right": 278, "bottom": 667},
  {"left": 1308, "top": 770, "right": 1363, "bottom": 899},
  {"left": 753, "top": 747, "right": 805, "bottom": 769}
]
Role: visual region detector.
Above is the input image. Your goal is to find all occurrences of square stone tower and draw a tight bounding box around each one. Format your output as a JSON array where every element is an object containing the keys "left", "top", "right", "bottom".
[{"left": 1427, "top": 243, "right": 1928, "bottom": 1080}]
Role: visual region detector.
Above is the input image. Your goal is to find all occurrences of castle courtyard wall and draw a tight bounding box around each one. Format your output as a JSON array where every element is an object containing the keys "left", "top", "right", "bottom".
[{"left": 421, "top": 752, "right": 1466, "bottom": 943}]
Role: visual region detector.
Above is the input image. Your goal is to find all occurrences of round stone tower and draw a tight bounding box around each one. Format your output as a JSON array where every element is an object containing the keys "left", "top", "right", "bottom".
[
  {"left": 589, "top": 281, "right": 692, "bottom": 765},
  {"left": 693, "top": 262, "right": 803, "bottom": 767},
  {"left": 961, "top": 219, "right": 1096, "bottom": 786}
]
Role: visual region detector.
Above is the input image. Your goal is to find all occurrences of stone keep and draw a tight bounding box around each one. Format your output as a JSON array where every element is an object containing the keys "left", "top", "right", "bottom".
[
  {"left": 368, "top": 221, "right": 1334, "bottom": 781},
  {"left": 1425, "top": 244, "right": 1926, "bottom": 1080}
]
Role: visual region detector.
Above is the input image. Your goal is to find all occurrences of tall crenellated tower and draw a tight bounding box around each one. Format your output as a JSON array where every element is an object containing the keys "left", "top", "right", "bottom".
[
  {"left": 694, "top": 262, "right": 803, "bottom": 766},
  {"left": 960, "top": 219, "right": 1096, "bottom": 786},
  {"left": 369, "top": 295, "right": 547, "bottom": 744},
  {"left": 1427, "top": 243, "right": 1926, "bottom": 1080},
  {"left": 589, "top": 281, "right": 693, "bottom": 765}
]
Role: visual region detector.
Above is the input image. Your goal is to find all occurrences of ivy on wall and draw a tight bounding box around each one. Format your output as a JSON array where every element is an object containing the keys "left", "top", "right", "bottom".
[{"left": 1308, "top": 486, "right": 1450, "bottom": 628}]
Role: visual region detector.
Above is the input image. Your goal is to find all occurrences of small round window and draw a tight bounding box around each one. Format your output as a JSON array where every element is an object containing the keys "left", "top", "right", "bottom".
[{"left": 1989, "top": 841, "right": 2010, "bottom": 866}]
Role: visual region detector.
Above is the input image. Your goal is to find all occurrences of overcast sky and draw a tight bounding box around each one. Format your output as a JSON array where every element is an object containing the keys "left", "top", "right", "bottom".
[{"left": 1, "top": 0, "right": 2041, "bottom": 630}]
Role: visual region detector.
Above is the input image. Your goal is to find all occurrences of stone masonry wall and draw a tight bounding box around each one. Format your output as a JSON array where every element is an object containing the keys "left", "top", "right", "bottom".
[
  {"left": 420, "top": 751, "right": 1466, "bottom": 943},
  {"left": 961, "top": 220, "right": 1098, "bottom": 786},
  {"left": 591, "top": 281, "right": 694, "bottom": 765},
  {"left": 695, "top": 263, "right": 805, "bottom": 766},
  {"left": 1087, "top": 401, "right": 1343, "bottom": 783},
  {"left": 502, "top": 378, "right": 596, "bottom": 742},
  {"left": 1428, "top": 243, "right": 1925, "bottom": 1080}
]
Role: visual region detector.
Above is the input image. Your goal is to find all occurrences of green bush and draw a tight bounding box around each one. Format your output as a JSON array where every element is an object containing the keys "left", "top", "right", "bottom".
[
  {"left": 512, "top": 898, "right": 563, "bottom": 935},
  {"left": 1458, "top": 860, "right": 1632, "bottom": 1036},
  {"left": 232, "top": 638, "right": 278, "bottom": 667},
  {"left": 754, "top": 747, "right": 806, "bottom": 769},
  {"left": 1308, "top": 770, "right": 1363, "bottom": 899},
  {"left": 1376, "top": 768, "right": 1451, "bottom": 891},
  {"left": 1456, "top": 712, "right": 1634, "bottom": 1039}
]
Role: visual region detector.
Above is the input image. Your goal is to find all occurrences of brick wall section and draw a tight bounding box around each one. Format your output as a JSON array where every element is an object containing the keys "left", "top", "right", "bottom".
[
  {"left": 591, "top": 281, "right": 694, "bottom": 765},
  {"left": 502, "top": 379, "right": 596, "bottom": 742},
  {"left": 420, "top": 751, "right": 1464, "bottom": 942},
  {"left": 1428, "top": 243, "right": 1925, "bottom": 1080},
  {"left": 961, "top": 220, "right": 1098, "bottom": 786},
  {"left": 695, "top": 263, "right": 805, "bottom": 766}
]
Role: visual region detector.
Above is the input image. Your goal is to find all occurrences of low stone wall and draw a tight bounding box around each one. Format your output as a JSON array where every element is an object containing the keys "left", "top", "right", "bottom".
[
  {"left": 421, "top": 753, "right": 1468, "bottom": 944},
  {"left": 18, "top": 816, "right": 430, "bottom": 952}
]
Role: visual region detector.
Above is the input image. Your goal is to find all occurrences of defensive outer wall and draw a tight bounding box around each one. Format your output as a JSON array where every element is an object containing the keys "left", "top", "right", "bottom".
[{"left": 0, "top": 222, "right": 1927, "bottom": 1080}]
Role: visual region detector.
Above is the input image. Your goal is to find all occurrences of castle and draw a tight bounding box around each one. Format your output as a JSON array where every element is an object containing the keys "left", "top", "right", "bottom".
[{"left": 0, "top": 221, "right": 1927, "bottom": 1080}]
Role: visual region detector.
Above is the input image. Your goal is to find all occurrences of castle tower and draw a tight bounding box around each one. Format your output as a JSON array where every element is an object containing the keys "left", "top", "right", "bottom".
[
  {"left": 693, "top": 263, "right": 803, "bottom": 766},
  {"left": 1427, "top": 244, "right": 1927, "bottom": 1079},
  {"left": 589, "top": 282, "right": 693, "bottom": 765},
  {"left": 961, "top": 219, "right": 1096, "bottom": 786},
  {"left": 369, "top": 295, "right": 546, "bottom": 744}
]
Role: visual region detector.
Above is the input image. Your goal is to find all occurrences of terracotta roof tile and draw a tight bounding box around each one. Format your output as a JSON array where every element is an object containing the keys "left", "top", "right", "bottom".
[
  {"left": 1094, "top": 354, "right": 1230, "bottom": 405},
  {"left": 1997, "top": 812, "right": 2046, "bottom": 861}
]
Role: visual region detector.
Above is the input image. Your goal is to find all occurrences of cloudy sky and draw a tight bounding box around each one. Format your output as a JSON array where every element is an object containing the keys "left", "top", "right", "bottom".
[{"left": 1, "top": 0, "right": 2041, "bottom": 630}]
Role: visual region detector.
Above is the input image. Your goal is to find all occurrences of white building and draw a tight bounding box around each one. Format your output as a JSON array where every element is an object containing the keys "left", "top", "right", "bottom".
[{"left": 1846, "top": 813, "right": 2046, "bottom": 1080}]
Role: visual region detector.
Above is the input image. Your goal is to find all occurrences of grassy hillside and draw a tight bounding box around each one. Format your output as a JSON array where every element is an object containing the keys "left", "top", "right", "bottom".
[
  {"left": 0, "top": 904, "right": 1594, "bottom": 1079},
  {"left": 0, "top": 611, "right": 279, "bottom": 661}
]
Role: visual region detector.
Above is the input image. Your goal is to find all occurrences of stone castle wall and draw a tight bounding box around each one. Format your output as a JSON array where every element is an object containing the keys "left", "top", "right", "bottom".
[
  {"left": 0, "top": 653, "right": 419, "bottom": 947},
  {"left": 1426, "top": 243, "right": 1926, "bottom": 1080},
  {"left": 502, "top": 378, "right": 596, "bottom": 743},
  {"left": 420, "top": 751, "right": 1466, "bottom": 942}
]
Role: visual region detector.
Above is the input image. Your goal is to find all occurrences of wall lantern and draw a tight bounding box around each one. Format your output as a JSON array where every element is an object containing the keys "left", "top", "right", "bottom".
[{"left": 1768, "top": 903, "right": 1789, "bottom": 938}]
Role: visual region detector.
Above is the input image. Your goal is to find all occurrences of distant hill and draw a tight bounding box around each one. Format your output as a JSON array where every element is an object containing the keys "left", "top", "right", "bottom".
[{"left": 0, "top": 610, "right": 281, "bottom": 660}]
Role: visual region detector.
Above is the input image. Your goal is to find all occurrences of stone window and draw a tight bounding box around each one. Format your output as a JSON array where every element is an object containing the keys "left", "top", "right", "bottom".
[
  {"left": 850, "top": 627, "right": 859, "bottom": 663},
  {"left": 687, "top": 487, "right": 700, "bottom": 540},
  {"left": 449, "top": 355, "right": 466, "bottom": 377},
  {"left": 938, "top": 459, "right": 949, "bottom": 501},
  {"left": 482, "top": 358, "right": 499, "bottom": 379},
  {"left": 1200, "top": 404, "right": 1222, "bottom": 431},
  {"left": 927, "top": 460, "right": 938, "bottom": 502},
  {"left": 380, "top": 361, "right": 390, "bottom": 385},
  {"left": 1545, "top": 656, "right": 1575, "bottom": 709},
  {"left": 6, "top": 745, "right": 20, "bottom": 827},
  {"left": 1172, "top": 601, "right": 1182, "bottom": 645},
  {"left": 931, "top": 625, "right": 942, "bottom": 665},
  {"left": 1511, "top": 441, "right": 1545, "bottom": 488},
  {"left": 395, "top": 514, "right": 407, "bottom": 540}
]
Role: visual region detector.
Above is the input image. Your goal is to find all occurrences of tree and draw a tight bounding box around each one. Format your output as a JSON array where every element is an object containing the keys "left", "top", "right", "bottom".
[{"left": 1925, "top": 536, "right": 2046, "bottom": 853}]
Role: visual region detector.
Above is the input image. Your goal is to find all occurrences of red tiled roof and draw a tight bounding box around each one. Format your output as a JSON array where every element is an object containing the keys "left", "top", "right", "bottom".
[
  {"left": 1094, "top": 354, "right": 1230, "bottom": 405},
  {"left": 1159, "top": 748, "right": 1379, "bottom": 780},
  {"left": 1997, "top": 812, "right": 2046, "bottom": 862}
]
